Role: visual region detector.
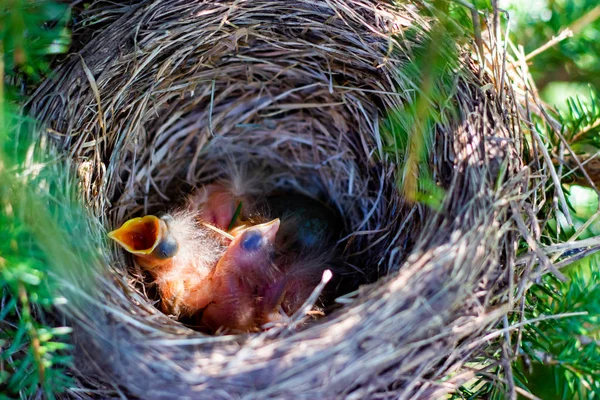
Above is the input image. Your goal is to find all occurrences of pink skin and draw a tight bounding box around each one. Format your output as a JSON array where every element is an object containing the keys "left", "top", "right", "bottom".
[
  {"left": 193, "top": 218, "right": 327, "bottom": 332},
  {"left": 192, "top": 219, "right": 284, "bottom": 332},
  {"left": 192, "top": 184, "right": 242, "bottom": 231}
]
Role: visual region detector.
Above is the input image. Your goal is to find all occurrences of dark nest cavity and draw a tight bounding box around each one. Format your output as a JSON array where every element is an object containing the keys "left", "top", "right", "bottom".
[{"left": 27, "top": 0, "right": 542, "bottom": 398}]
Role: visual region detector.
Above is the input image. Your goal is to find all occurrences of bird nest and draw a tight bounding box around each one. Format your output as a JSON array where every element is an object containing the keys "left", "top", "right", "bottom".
[{"left": 28, "top": 0, "right": 546, "bottom": 398}]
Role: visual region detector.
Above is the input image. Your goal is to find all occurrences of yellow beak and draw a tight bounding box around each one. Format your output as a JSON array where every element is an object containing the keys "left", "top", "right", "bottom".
[{"left": 108, "top": 215, "right": 179, "bottom": 268}]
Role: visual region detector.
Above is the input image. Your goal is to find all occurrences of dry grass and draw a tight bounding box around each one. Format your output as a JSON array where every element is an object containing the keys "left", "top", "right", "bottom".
[{"left": 25, "top": 0, "right": 576, "bottom": 398}]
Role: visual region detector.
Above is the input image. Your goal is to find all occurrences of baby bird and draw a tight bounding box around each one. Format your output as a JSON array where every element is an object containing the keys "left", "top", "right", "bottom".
[
  {"left": 108, "top": 211, "right": 221, "bottom": 317},
  {"left": 194, "top": 219, "right": 283, "bottom": 332},
  {"left": 261, "top": 193, "right": 344, "bottom": 315},
  {"left": 108, "top": 184, "right": 344, "bottom": 333}
]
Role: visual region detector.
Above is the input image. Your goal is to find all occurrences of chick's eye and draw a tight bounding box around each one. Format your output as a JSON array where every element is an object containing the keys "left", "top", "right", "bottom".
[
  {"left": 154, "top": 237, "right": 179, "bottom": 259},
  {"left": 241, "top": 230, "right": 263, "bottom": 251}
]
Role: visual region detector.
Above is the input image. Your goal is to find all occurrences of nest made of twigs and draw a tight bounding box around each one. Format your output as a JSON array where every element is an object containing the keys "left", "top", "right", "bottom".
[{"left": 28, "top": 0, "right": 545, "bottom": 398}]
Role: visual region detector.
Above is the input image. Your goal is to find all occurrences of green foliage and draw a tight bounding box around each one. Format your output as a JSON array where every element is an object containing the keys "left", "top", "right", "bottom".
[
  {"left": 456, "top": 255, "right": 600, "bottom": 399},
  {"left": 0, "top": 0, "right": 74, "bottom": 398},
  {"left": 436, "top": 1, "right": 600, "bottom": 398},
  {"left": 511, "top": 140, "right": 600, "bottom": 400},
  {"left": 530, "top": 85, "right": 600, "bottom": 164},
  {"left": 514, "top": 125, "right": 600, "bottom": 399},
  {"left": 0, "top": 0, "right": 71, "bottom": 87},
  {"left": 557, "top": 88, "right": 600, "bottom": 154},
  {"left": 502, "top": 0, "right": 600, "bottom": 96},
  {"left": 517, "top": 266, "right": 600, "bottom": 399},
  {"left": 0, "top": 121, "right": 100, "bottom": 398},
  {"left": 381, "top": 1, "right": 471, "bottom": 209},
  {"left": 487, "top": 1, "right": 600, "bottom": 397}
]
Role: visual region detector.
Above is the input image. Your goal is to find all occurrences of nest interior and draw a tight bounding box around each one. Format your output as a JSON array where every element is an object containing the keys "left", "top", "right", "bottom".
[{"left": 29, "top": 0, "right": 532, "bottom": 398}]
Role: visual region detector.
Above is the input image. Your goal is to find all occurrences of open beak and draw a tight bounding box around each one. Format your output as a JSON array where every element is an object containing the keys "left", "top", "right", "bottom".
[{"left": 108, "top": 215, "right": 179, "bottom": 268}]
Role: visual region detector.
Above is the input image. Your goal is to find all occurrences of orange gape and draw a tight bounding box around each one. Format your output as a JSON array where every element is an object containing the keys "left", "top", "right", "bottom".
[{"left": 107, "top": 215, "right": 178, "bottom": 270}]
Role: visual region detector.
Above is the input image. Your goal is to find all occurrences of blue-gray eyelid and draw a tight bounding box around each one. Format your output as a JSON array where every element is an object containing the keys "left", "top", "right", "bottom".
[
  {"left": 241, "top": 230, "right": 263, "bottom": 251},
  {"left": 152, "top": 236, "right": 179, "bottom": 259},
  {"left": 159, "top": 213, "right": 175, "bottom": 225}
]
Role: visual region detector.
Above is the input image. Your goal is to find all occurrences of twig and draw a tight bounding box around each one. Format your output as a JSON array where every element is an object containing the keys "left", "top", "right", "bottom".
[
  {"left": 569, "top": 5, "right": 600, "bottom": 35},
  {"left": 559, "top": 150, "right": 600, "bottom": 181},
  {"left": 201, "top": 222, "right": 235, "bottom": 240},
  {"left": 544, "top": 236, "right": 600, "bottom": 253},
  {"left": 515, "top": 386, "right": 543, "bottom": 400},
  {"left": 568, "top": 210, "right": 600, "bottom": 241},
  {"left": 289, "top": 270, "right": 332, "bottom": 326},
  {"left": 510, "top": 202, "right": 567, "bottom": 281},
  {"left": 79, "top": 55, "right": 107, "bottom": 139},
  {"left": 528, "top": 121, "right": 573, "bottom": 225},
  {"left": 522, "top": 29, "right": 573, "bottom": 63},
  {"left": 541, "top": 106, "right": 600, "bottom": 195},
  {"left": 554, "top": 247, "right": 600, "bottom": 269},
  {"left": 570, "top": 118, "right": 600, "bottom": 144},
  {"left": 468, "top": 312, "right": 587, "bottom": 350},
  {"left": 502, "top": 342, "right": 516, "bottom": 400}
]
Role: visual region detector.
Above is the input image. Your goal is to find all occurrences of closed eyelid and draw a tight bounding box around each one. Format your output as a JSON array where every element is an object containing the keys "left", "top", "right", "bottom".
[{"left": 241, "top": 230, "right": 263, "bottom": 251}]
